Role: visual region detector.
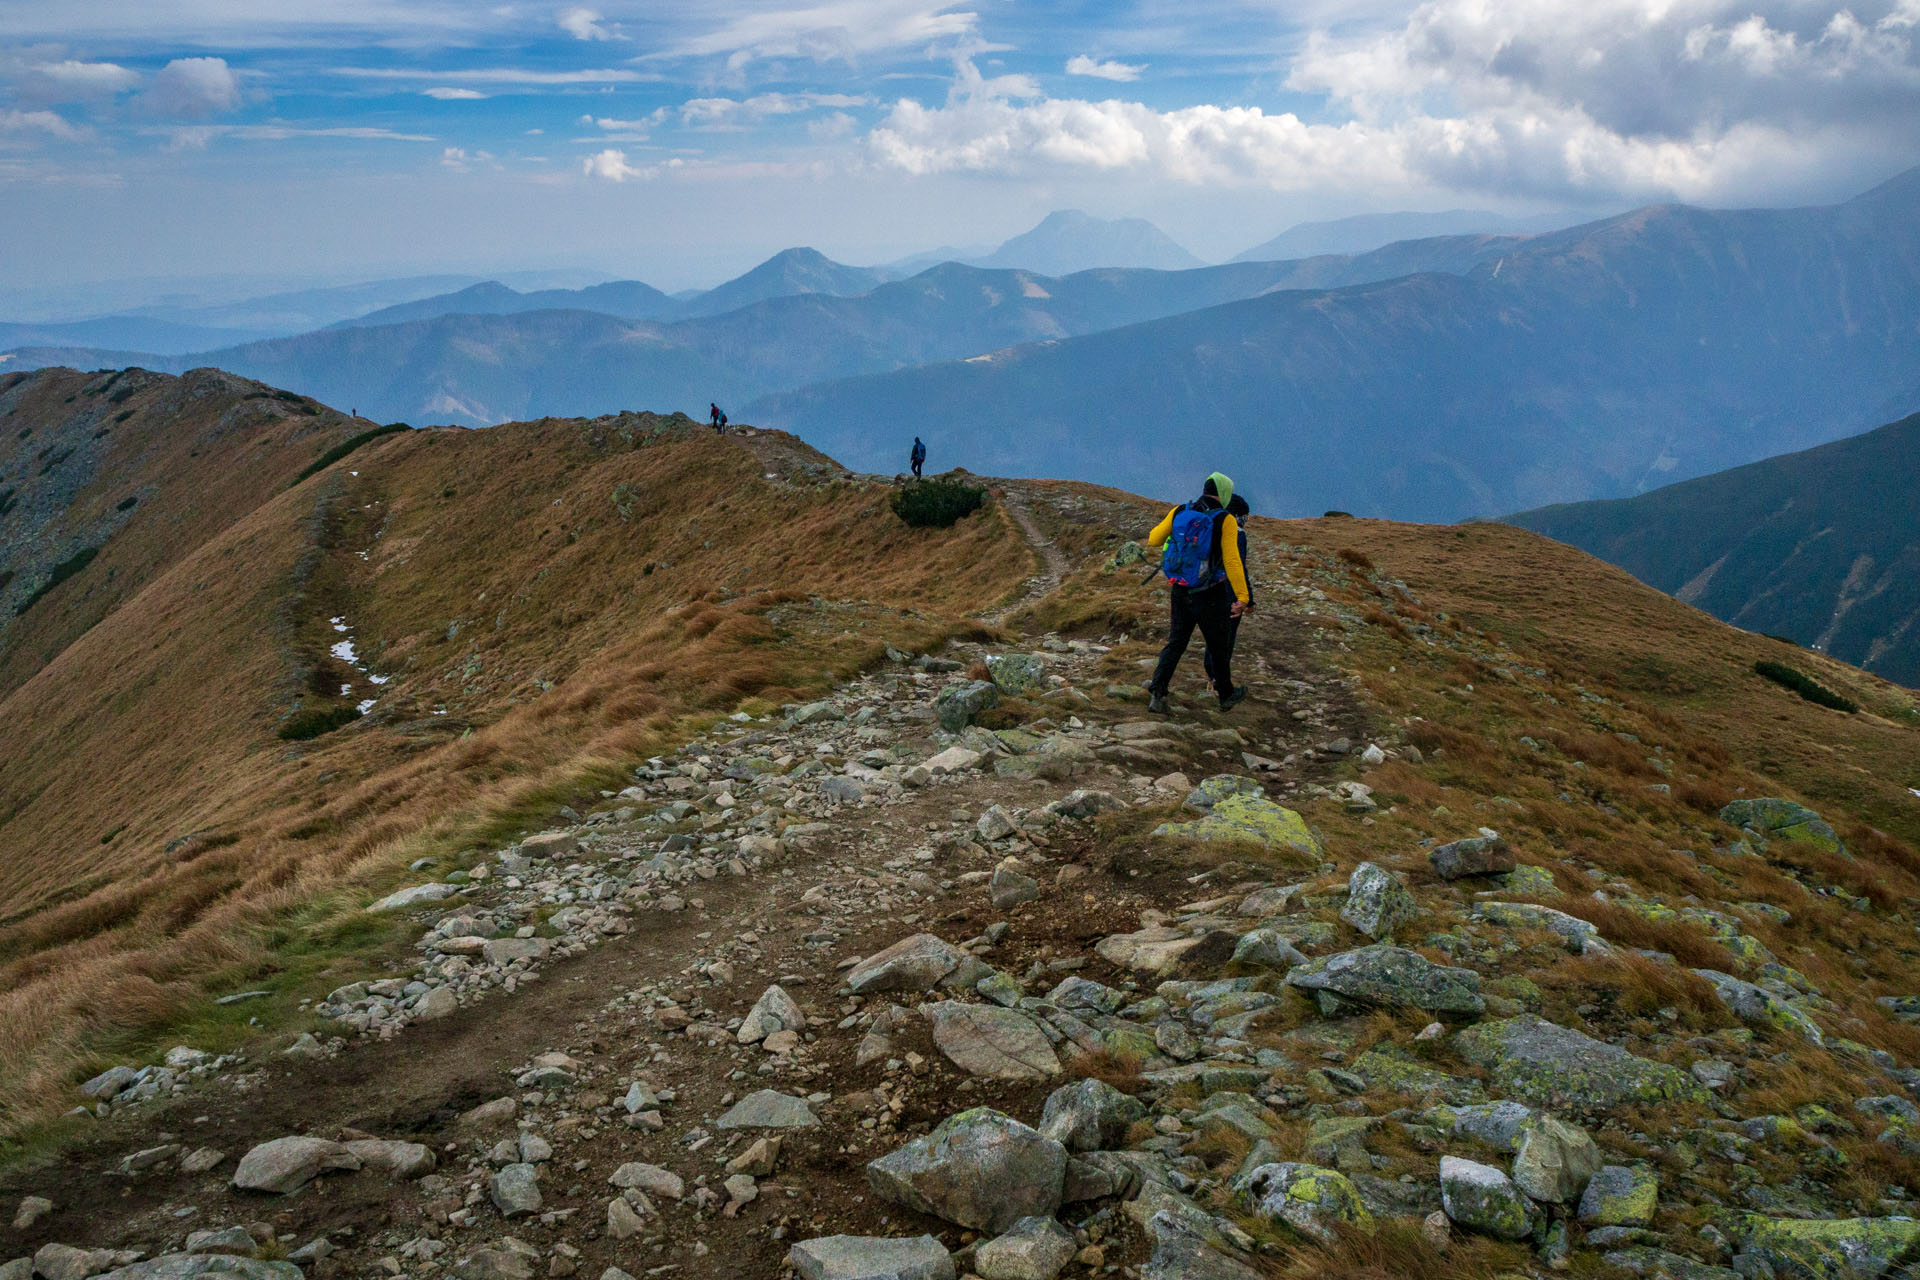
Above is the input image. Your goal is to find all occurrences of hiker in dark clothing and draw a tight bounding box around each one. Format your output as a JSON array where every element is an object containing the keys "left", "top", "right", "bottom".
[
  {"left": 1145, "top": 472, "right": 1251, "bottom": 715},
  {"left": 710, "top": 403, "right": 724, "bottom": 433},
  {"left": 910, "top": 436, "right": 926, "bottom": 478},
  {"left": 1204, "top": 492, "right": 1251, "bottom": 688}
]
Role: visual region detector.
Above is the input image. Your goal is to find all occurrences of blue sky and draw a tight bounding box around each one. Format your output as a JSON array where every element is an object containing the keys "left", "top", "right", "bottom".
[{"left": 1, "top": 0, "right": 1916, "bottom": 300}]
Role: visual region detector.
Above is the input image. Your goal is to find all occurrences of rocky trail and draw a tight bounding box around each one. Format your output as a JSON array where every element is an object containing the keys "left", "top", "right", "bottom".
[{"left": 6, "top": 477, "right": 1920, "bottom": 1280}]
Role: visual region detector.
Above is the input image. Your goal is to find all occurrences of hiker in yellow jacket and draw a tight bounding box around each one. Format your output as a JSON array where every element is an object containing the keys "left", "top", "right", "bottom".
[{"left": 1145, "top": 471, "right": 1251, "bottom": 714}]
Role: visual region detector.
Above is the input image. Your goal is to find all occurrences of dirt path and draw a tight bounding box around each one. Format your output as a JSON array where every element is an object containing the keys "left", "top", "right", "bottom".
[{"left": 0, "top": 482, "right": 1372, "bottom": 1280}]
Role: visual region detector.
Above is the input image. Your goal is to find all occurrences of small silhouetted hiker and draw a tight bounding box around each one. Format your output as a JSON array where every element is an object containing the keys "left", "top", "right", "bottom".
[
  {"left": 710, "top": 403, "right": 725, "bottom": 433},
  {"left": 910, "top": 436, "right": 926, "bottom": 478},
  {"left": 1203, "top": 491, "right": 1251, "bottom": 688},
  {"left": 1145, "top": 472, "right": 1252, "bottom": 715}
]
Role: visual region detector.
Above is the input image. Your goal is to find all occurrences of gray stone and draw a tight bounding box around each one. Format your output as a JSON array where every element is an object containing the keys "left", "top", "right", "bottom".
[
  {"left": 33, "top": 1246, "right": 108, "bottom": 1280},
  {"left": 180, "top": 1231, "right": 254, "bottom": 1258},
  {"left": 344, "top": 1140, "right": 436, "bottom": 1179},
  {"left": 866, "top": 1107, "right": 1067, "bottom": 1233},
  {"left": 13, "top": 1197, "right": 52, "bottom": 1230},
  {"left": 519, "top": 830, "right": 578, "bottom": 859},
  {"left": 1601, "top": 1247, "right": 1739, "bottom": 1280},
  {"left": 788, "top": 1236, "right": 954, "bottom": 1280},
  {"left": 1230, "top": 928, "right": 1306, "bottom": 972},
  {"left": 1475, "top": 902, "right": 1609, "bottom": 954},
  {"left": 413, "top": 986, "right": 458, "bottom": 1021},
  {"left": 1439, "top": 1157, "right": 1537, "bottom": 1241},
  {"left": 1285, "top": 944, "right": 1484, "bottom": 1018},
  {"left": 489, "top": 1163, "right": 541, "bottom": 1217},
  {"left": 482, "top": 937, "right": 548, "bottom": 966},
  {"left": 1510, "top": 1115, "right": 1602, "bottom": 1204},
  {"left": 974, "top": 1216, "right": 1075, "bottom": 1280},
  {"left": 925, "top": 747, "right": 985, "bottom": 774},
  {"left": 1692, "top": 969, "right": 1825, "bottom": 1045},
  {"left": 96, "top": 1259, "right": 302, "bottom": 1280},
  {"left": 605, "top": 1198, "right": 644, "bottom": 1241},
  {"left": 925, "top": 1003, "right": 1061, "bottom": 1080},
  {"left": 1734, "top": 1214, "right": 1920, "bottom": 1279},
  {"left": 4, "top": 1260, "right": 32, "bottom": 1280},
  {"left": 1428, "top": 834, "right": 1516, "bottom": 880},
  {"left": 1452, "top": 1016, "right": 1705, "bottom": 1117},
  {"left": 989, "top": 865, "right": 1041, "bottom": 911},
  {"left": 608, "top": 1162, "right": 684, "bottom": 1199},
  {"left": 1719, "top": 799, "right": 1845, "bottom": 855},
  {"left": 1340, "top": 863, "right": 1419, "bottom": 940},
  {"left": 367, "top": 882, "right": 459, "bottom": 912},
  {"left": 977, "top": 806, "right": 1019, "bottom": 841},
  {"left": 715, "top": 1090, "right": 820, "bottom": 1130},
  {"left": 1241, "top": 1163, "right": 1373, "bottom": 1243},
  {"left": 847, "top": 934, "right": 984, "bottom": 995},
  {"left": 1140, "top": 1210, "right": 1265, "bottom": 1280},
  {"left": 452, "top": 1246, "right": 536, "bottom": 1280},
  {"left": 986, "top": 654, "right": 1047, "bottom": 695},
  {"left": 821, "top": 777, "right": 866, "bottom": 804},
  {"left": 80, "top": 1066, "right": 137, "bottom": 1099},
  {"left": 1038, "top": 1078, "right": 1147, "bottom": 1152},
  {"left": 231, "top": 1136, "right": 361, "bottom": 1194},
  {"left": 1431, "top": 1101, "right": 1535, "bottom": 1152},
  {"left": 1051, "top": 789, "right": 1123, "bottom": 819},
  {"left": 1578, "top": 1165, "right": 1660, "bottom": 1227},
  {"left": 1183, "top": 775, "right": 1264, "bottom": 814},
  {"left": 935, "top": 681, "right": 999, "bottom": 733},
  {"left": 738, "top": 985, "right": 807, "bottom": 1044}
]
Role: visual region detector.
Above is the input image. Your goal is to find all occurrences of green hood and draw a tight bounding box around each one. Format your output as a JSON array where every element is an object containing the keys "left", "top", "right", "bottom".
[{"left": 1207, "top": 472, "right": 1234, "bottom": 510}]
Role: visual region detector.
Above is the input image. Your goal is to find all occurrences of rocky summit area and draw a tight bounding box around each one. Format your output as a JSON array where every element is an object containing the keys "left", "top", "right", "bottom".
[{"left": 4, "top": 492, "right": 1920, "bottom": 1280}]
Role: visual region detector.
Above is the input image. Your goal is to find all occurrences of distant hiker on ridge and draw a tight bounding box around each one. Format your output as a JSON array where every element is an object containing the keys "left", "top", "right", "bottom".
[
  {"left": 1202, "top": 490, "right": 1251, "bottom": 690},
  {"left": 910, "top": 436, "right": 926, "bottom": 478},
  {"left": 1145, "top": 472, "right": 1251, "bottom": 715},
  {"left": 710, "top": 403, "right": 720, "bottom": 431}
]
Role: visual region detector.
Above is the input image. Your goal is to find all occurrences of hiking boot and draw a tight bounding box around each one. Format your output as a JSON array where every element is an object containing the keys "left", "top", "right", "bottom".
[
  {"left": 1218, "top": 685, "right": 1249, "bottom": 712},
  {"left": 1147, "top": 692, "right": 1171, "bottom": 715}
]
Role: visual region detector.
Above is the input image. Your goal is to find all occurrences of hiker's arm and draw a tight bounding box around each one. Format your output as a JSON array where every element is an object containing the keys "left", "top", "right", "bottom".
[
  {"left": 1146, "top": 508, "right": 1176, "bottom": 548},
  {"left": 1221, "top": 515, "right": 1251, "bottom": 604}
]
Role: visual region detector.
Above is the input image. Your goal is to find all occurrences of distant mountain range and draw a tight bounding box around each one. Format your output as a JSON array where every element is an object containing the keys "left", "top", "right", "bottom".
[
  {"left": 752, "top": 169, "right": 1920, "bottom": 520},
  {"left": 1231, "top": 209, "right": 1574, "bottom": 262},
  {"left": 970, "top": 210, "right": 1205, "bottom": 274},
  {"left": 1506, "top": 411, "right": 1920, "bottom": 686}
]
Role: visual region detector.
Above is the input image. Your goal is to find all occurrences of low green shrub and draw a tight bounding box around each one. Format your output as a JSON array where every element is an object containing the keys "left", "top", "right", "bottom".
[
  {"left": 278, "top": 705, "right": 364, "bottom": 741},
  {"left": 1754, "top": 659, "right": 1857, "bottom": 713},
  {"left": 890, "top": 475, "right": 987, "bottom": 528},
  {"left": 16, "top": 546, "right": 98, "bottom": 616},
  {"left": 292, "top": 422, "right": 411, "bottom": 487}
]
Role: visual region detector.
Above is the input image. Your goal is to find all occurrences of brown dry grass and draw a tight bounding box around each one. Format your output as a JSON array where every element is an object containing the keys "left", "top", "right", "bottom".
[{"left": 1252, "top": 1220, "right": 1530, "bottom": 1280}]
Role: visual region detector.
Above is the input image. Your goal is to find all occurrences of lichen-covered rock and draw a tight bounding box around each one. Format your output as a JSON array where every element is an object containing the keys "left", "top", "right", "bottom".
[
  {"left": 1425, "top": 1100, "right": 1536, "bottom": 1152},
  {"left": 866, "top": 1108, "right": 1067, "bottom": 1233},
  {"left": 985, "top": 654, "right": 1047, "bottom": 695},
  {"left": 973, "top": 1216, "right": 1075, "bottom": 1280},
  {"left": 1499, "top": 864, "right": 1562, "bottom": 897},
  {"left": 1152, "top": 795, "right": 1323, "bottom": 857},
  {"left": 788, "top": 1235, "right": 955, "bottom": 1280},
  {"left": 1475, "top": 902, "right": 1609, "bottom": 955},
  {"left": 1231, "top": 928, "right": 1307, "bottom": 972},
  {"left": 1183, "top": 775, "right": 1264, "bottom": 814},
  {"left": 1340, "top": 863, "right": 1418, "bottom": 941},
  {"left": 1452, "top": 1016, "right": 1705, "bottom": 1117},
  {"left": 1719, "top": 798, "right": 1846, "bottom": 856},
  {"left": 1429, "top": 834, "right": 1516, "bottom": 880},
  {"left": 1578, "top": 1165, "right": 1659, "bottom": 1227},
  {"left": 1602, "top": 1247, "right": 1739, "bottom": 1280},
  {"left": 924, "top": 1002, "right": 1061, "bottom": 1080},
  {"left": 1736, "top": 1214, "right": 1920, "bottom": 1279},
  {"left": 1140, "top": 1209, "right": 1265, "bottom": 1280},
  {"left": 1349, "top": 1048, "right": 1485, "bottom": 1105},
  {"left": 1038, "top": 1078, "right": 1147, "bottom": 1152},
  {"left": 1286, "top": 945, "right": 1485, "bottom": 1019},
  {"left": 1691, "top": 969, "right": 1824, "bottom": 1045},
  {"left": 1241, "top": 1163, "right": 1372, "bottom": 1243},
  {"left": 1439, "top": 1157, "right": 1537, "bottom": 1241},
  {"left": 1510, "top": 1115, "right": 1602, "bottom": 1204},
  {"left": 935, "top": 681, "right": 1000, "bottom": 733}
]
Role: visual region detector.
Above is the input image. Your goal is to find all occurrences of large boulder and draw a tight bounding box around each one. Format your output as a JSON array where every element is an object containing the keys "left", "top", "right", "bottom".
[
  {"left": 1692, "top": 969, "right": 1825, "bottom": 1045},
  {"left": 1340, "top": 863, "right": 1418, "bottom": 941},
  {"left": 1428, "top": 834, "right": 1516, "bottom": 880},
  {"left": 1152, "top": 795, "right": 1324, "bottom": 857},
  {"left": 924, "top": 1003, "right": 1061, "bottom": 1080},
  {"left": 973, "top": 1216, "right": 1075, "bottom": 1280},
  {"left": 1439, "top": 1157, "right": 1537, "bottom": 1241},
  {"left": 1452, "top": 1016, "right": 1705, "bottom": 1117},
  {"left": 1578, "top": 1166, "right": 1659, "bottom": 1227},
  {"left": 866, "top": 1108, "right": 1067, "bottom": 1233},
  {"left": 1241, "top": 1163, "right": 1372, "bottom": 1243},
  {"left": 1285, "top": 945, "right": 1485, "bottom": 1019},
  {"left": 788, "top": 1236, "right": 954, "bottom": 1280},
  {"left": 715, "top": 1090, "right": 820, "bottom": 1130},
  {"left": 231, "top": 1137, "right": 361, "bottom": 1194},
  {"left": 1140, "top": 1209, "right": 1265, "bottom": 1280},
  {"left": 847, "top": 935, "right": 986, "bottom": 995},
  {"left": 935, "top": 682, "right": 1000, "bottom": 733},
  {"left": 1736, "top": 1215, "right": 1920, "bottom": 1280},
  {"left": 1719, "top": 799, "right": 1845, "bottom": 856},
  {"left": 985, "top": 654, "right": 1047, "bottom": 695},
  {"left": 1510, "top": 1115, "right": 1602, "bottom": 1204},
  {"left": 1038, "top": 1079, "right": 1147, "bottom": 1152}
]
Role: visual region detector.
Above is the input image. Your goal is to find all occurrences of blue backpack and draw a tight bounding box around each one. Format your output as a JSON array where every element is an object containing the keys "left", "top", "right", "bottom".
[{"left": 1160, "top": 504, "right": 1225, "bottom": 588}]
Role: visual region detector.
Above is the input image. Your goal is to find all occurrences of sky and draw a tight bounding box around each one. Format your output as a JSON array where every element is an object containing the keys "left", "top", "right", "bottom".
[{"left": 1, "top": 0, "right": 1917, "bottom": 304}]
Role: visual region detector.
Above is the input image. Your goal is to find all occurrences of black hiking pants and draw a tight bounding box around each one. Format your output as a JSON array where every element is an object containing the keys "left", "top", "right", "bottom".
[
  {"left": 1202, "top": 612, "right": 1242, "bottom": 685},
  {"left": 1150, "top": 581, "right": 1235, "bottom": 701},
  {"left": 912, "top": 457, "right": 923, "bottom": 477}
]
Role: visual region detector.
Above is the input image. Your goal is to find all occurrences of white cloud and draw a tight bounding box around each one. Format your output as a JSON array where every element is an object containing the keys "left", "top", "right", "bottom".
[
  {"left": 580, "top": 113, "right": 664, "bottom": 130},
  {"left": 141, "top": 56, "right": 242, "bottom": 119},
  {"left": 673, "top": 0, "right": 979, "bottom": 65},
  {"left": 1065, "top": 55, "right": 1144, "bottom": 82},
  {"left": 16, "top": 59, "right": 139, "bottom": 105},
  {"left": 558, "top": 7, "right": 614, "bottom": 41},
  {"left": 334, "top": 66, "right": 652, "bottom": 85},
  {"left": 808, "top": 109, "right": 858, "bottom": 140},
  {"left": 678, "top": 91, "right": 870, "bottom": 126},
  {"left": 440, "top": 145, "right": 496, "bottom": 170},
  {"left": 157, "top": 124, "right": 436, "bottom": 150},
  {"left": 423, "top": 87, "right": 488, "bottom": 100},
  {"left": 583, "top": 146, "right": 652, "bottom": 179},
  {"left": 0, "top": 108, "right": 89, "bottom": 141}
]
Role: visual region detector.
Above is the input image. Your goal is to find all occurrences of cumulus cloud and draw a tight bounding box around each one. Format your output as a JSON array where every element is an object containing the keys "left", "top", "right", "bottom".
[
  {"left": 583, "top": 146, "right": 645, "bottom": 179},
  {"left": 140, "top": 56, "right": 242, "bottom": 118},
  {"left": 557, "top": 7, "right": 614, "bottom": 40},
  {"left": 674, "top": 0, "right": 979, "bottom": 66},
  {"left": 0, "top": 107, "right": 90, "bottom": 141},
  {"left": 869, "top": 0, "right": 1920, "bottom": 203},
  {"left": 423, "top": 87, "right": 488, "bottom": 100},
  {"left": 1065, "top": 55, "right": 1144, "bottom": 82},
  {"left": 440, "top": 146, "right": 496, "bottom": 170}
]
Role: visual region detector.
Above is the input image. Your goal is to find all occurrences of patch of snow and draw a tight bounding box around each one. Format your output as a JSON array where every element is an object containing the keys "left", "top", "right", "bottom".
[
  {"left": 330, "top": 617, "right": 348, "bottom": 631},
  {"left": 349, "top": 470, "right": 358, "bottom": 476},
  {"left": 368, "top": 673, "right": 390, "bottom": 685},
  {"left": 331, "top": 638, "right": 358, "bottom": 664},
  {"left": 339, "top": 684, "right": 352, "bottom": 695},
  {"left": 356, "top": 699, "right": 376, "bottom": 714},
  {"left": 1910, "top": 787, "right": 1920, "bottom": 799}
]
